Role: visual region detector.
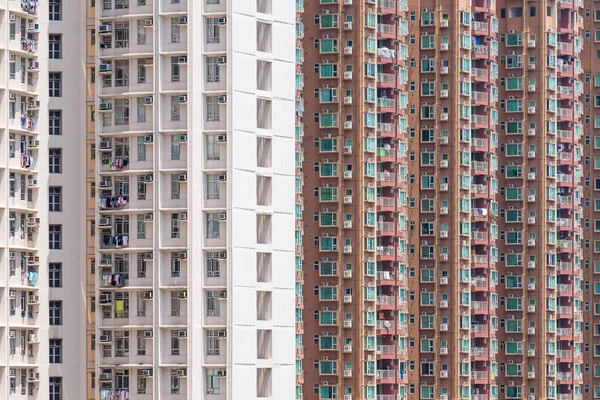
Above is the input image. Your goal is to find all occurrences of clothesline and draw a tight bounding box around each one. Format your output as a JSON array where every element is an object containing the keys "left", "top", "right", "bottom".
[
  {"left": 21, "top": 0, "right": 40, "bottom": 15},
  {"left": 100, "top": 234, "right": 129, "bottom": 248},
  {"left": 98, "top": 196, "right": 128, "bottom": 209},
  {"left": 21, "top": 39, "right": 38, "bottom": 53},
  {"left": 99, "top": 389, "right": 129, "bottom": 400},
  {"left": 21, "top": 115, "right": 36, "bottom": 131}
]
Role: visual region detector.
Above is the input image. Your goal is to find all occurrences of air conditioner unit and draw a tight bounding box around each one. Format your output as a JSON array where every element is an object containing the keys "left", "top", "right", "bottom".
[
  {"left": 99, "top": 103, "right": 112, "bottom": 111},
  {"left": 178, "top": 56, "right": 188, "bottom": 64},
  {"left": 28, "top": 372, "right": 40, "bottom": 381},
  {"left": 9, "top": 252, "right": 16, "bottom": 260},
  {"left": 99, "top": 140, "right": 112, "bottom": 149},
  {"left": 217, "top": 95, "right": 227, "bottom": 103},
  {"left": 344, "top": 71, "right": 353, "bottom": 80},
  {"left": 440, "top": 66, "right": 449, "bottom": 74},
  {"left": 217, "top": 134, "right": 227, "bottom": 142},
  {"left": 28, "top": 61, "right": 40, "bottom": 70},
  {"left": 9, "top": 14, "right": 16, "bottom": 22},
  {"left": 344, "top": 46, "right": 353, "bottom": 55},
  {"left": 28, "top": 178, "right": 38, "bottom": 187},
  {"left": 177, "top": 369, "right": 188, "bottom": 376},
  {"left": 216, "top": 56, "right": 227, "bottom": 64},
  {"left": 8, "top": 53, "right": 15, "bottom": 62},
  {"left": 218, "top": 174, "right": 227, "bottom": 182},
  {"left": 178, "top": 291, "right": 188, "bottom": 299},
  {"left": 179, "top": 251, "right": 188, "bottom": 259},
  {"left": 178, "top": 330, "right": 188, "bottom": 338},
  {"left": 144, "top": 18, "right": 153, "bottom": 26},
  {"left": 217, "top": 213, "right": 227, "bottom": 220},
  {"left": 8, "top": 93, "right": 16, "bottom": 101},
  {"left": 99, "top": 25, "right": 112, "bottom": 34},
  {"left": 99, "top": 63, "right": 112, "bottom": 73},
  {"left": 139, "top": 369, "right": 153, "bottom": 376},
  {"left": 178, "top": 212, "right": 188, "bottom": 221},
  {"left": 144, "top": 135, "right": 153, "bottom": 143},
  {"left": 216, "top": 17, "right": 226, "bottom": 25},
  {"left": 144, "top": 96, "right": 153, "bottom": 104},
  {"left": 99, "top": 217, "right": 111, "bottom": 227},
  {"left": 177, "top": 95, "right": 187, "bottom": 103},
  {"left": 178, "top": 17, "right": 188, "bottom": 25},
  {"left": 143, "top": 291, "right": 153, "bottom": 300},
  {"left": 178, "top": 134, "right": 188, "bottom": 143},
  {"left": 99, "top": 335, "right": 112, "bottom": 343},
  {"left": 177, "top": 173, "right": 187, "bottom": 181},
  {"left": 143, "top": 213, "right": 153, "bottom": 222}
]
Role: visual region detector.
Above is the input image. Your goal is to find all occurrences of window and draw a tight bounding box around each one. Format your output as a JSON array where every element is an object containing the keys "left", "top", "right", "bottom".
[
  {"left": 206, "top": 135, "right": 221, "bottom": 160},
  {"left": 137, "top": 215, "right": 146, "bottom": 239},
  {"left": 207, "top": 253, "right": 220, "bottom": 277},
  {"left": 49, "top": 301, "right": 62, "bottom": 325},
  {"left": 49, "top": 72, "right": 62, "bottom": 97},
  {"left": 171, "top": 213, "right": 181, "bottom": 238},
  {"left": 207, "top": 291, "right": 221, "bottom": 316},
  {"left": 171, "top": 18, "right": 181, "bottom": 43},
  {"left": 49, "top": 225, "right": 62, "bottom": 250},
  {"left": 49, "top": 263, "right": 62, "bottom": 288},
  {"left": 206, "top": 369, "right": 222, "bottom": 394},
  {"left": 115, "top": 60, "right": 130, "bottom": 87},
  {"left": 49, "top": 339, "right": 62, "bottom": 363},
  {"left": 171, "top": 96, "right": 181, "bottom": 121},
  {"left": 171, "top": 371, "right": 180, "bottom": 394},
  {"left": 49, "top": 0, "right": 62, "bottom": 21},
  {"left": 137, "top": 98, "right": 146, "bottom": 123},
  {"left": 115, "top": 21, "right": 130, "bottom": 48},
  {"left": 49, "top": 148, "right": 62, "bottom": 173},
  {"left": 171, "top": 135, "right": 181, "bottom": 160},
  {"left": 171, "top": 57, "right": 181, "bottom": 82},
  {"left": 207, "top": 96, "right": 220, "bottom": 121},
  {"left": 207, "top": 174, "right": 221, "bottom": 200},
  {"left": 49, "top": 377, "right": 62, "bottom": 400},
  {"left": 171, "top": 331, "right": 181, "bottom": 355},
  {"left": 207, "top": 331, "right": 223, "bottom": 355},
  {"left": 49, "top": 34, "right": 62, "bottom": 59},
  {"left": 137, "top": 20, "right": 146, "bottom": 45},
  {"left": 137, "top": 136, "right": 146, "bottom": 161},
  {"left": 171, "top": 256, "right": 180, "bottom": 277},
  {"left": 49, "top": 187, "right": 62, "bottom": 212},
  {"left": 207, "top": 214, "right": 220, "bottom": 239},
  {"left": 207, "top": 18, "right": 220, "bottom": 43},
  {"left": 171, "top": 292, "right": 181, "bottom": 316},
  {"left": 115, "top": 98, "right": 130, "bottom": 125},
  {"left": 49, "top": 110, "right": 62, "bottom": 135},
  {"left": 207, "top": 57, "right": 220, "bottom": 82},
  {"left": 171, "top": 175, "right": 181, "bottom": 200},
  {"left": 137, "top": 59, "right": 147, "bottom": 84}
]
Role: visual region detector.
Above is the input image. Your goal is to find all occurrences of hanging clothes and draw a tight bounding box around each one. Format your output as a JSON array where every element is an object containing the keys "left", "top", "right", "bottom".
[{"left": 27, "top": 270, "right": 38, "bottom": 286}]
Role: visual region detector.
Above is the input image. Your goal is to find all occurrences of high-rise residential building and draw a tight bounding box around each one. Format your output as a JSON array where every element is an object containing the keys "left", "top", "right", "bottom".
[
  {"left": 295, "top": 0, "right": 306, "bottom": 399},
  {"left": 92, "top": 0, "right": 297, "bottom": 399},
  {"left": 0, "top": 0, "right": 88, "bottom": 398},
  {"left": 302, "top": 0, "right": 585, "bottom": 400},
  {"left": 301, "top": 0, "right": 409, "bottom": 399}
]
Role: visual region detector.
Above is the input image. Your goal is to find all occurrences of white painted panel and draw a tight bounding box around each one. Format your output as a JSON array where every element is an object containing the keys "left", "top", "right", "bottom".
[
  {"left": 231, "top": 365, "right": 258, "bottom": 400},
  {"left": 231, "top": 130, "right": 257, "bottom": 171},
  {"left": 231, "top": 169, "right": 257, "bottom": 209},
  {"left": 231, "top": 208, "right": 257, "bottom": 248},
  {"left": 231, "top": 52, "right": 257, "bottom": 94},
  {"left": 272, "top": 98, "right": 296, "bottom": 138},
  {"left": 232, "top": 325, "right": 257, "bottom": 364},
  {"left": 272, "top": 213, "right": 295, "bottom": 252},
  {"left": 231, "top": 91, "right": 258, "bottom": 133},
  {"left": 272, "top": 251, "right": 295, "bottom": 291},
  {"left": 232, "top": 247, "right": 257, "bottom": 287},
  {"left": 272, "top": 174, "right": 295, "bottom": 215},
  {"left": 272, "top": 326, "right": 296, "bottom": 365},
  {"left": 272, "top": 60, "right": 296, "bottom": 101},
  {"left": 272, "top": 22, "right": 295, "bottom": 63},
  {"left": 232, "top": 287, "right": 257, "bottom": 327}
]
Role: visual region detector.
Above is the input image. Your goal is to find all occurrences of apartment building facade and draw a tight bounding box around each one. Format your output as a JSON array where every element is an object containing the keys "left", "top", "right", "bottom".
[
  {"left": 0, "top": 0, "right": 50, "bottom": 398},
  {"left": 92, "top": 0, "right": 297, "bottom": 399},
  {"left": 302, "top": 0, "right": 585, "bottom": 399}
]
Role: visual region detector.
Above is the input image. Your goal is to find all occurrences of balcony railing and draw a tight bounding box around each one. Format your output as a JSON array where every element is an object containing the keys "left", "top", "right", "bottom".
[
  {"left": 377, "top": 23, "right": 398, "bottom": 35},
  {"left": 377, "top": 73, "right": 398, "bottom": 84},
  {"left": 472, "top": 21, "right": 489, "bottom": 31},
  {"left": 472, "top": 138, "right": 488, "bottom": 147},
  {"left": 377, "top": 122, "right": 395, "bottom": 133},
  {"left": 377, "top": 221, "right": 395, "bottom": 231},
  {"left": 377, "top": 295, "right": 397, "bottom": 306},
  {"left": 471, "top": 184, "right": 488, "bottom": 194},
  {"left": 472, "top": 115, "right": 488, "bottom": 124},
  {"left": 557, "top": 196, "right": 572, "bottom": 206},
  {"left": 556, "top": 328, "right": 572, "bottom": 336},
  {"left": 472, "top": 255, "right": 487, "bottom": 264},
  {"left": 557, "top": 174, "right": 572, "bottom": 183},
  {"left": 377, "top": 98, "right": 396, "bottom": 108},
  {"left": 556, "top": 350, "right": 572, "bottom": 358},
  {"left": 472, "top": 161, "right": 488, "bottom": 171},
  {"left": 557, "top": 108, "right": 573, "bottom": 118},
  {"left": 471, "top": 231, "right": 487, "bottom": 241},
  {"left": 557, "top": 42, "right": 573, "bottom": 51},
  {"left": 377, "top": 246, "right": 395, "bottom": 256},
  {"left": 472, "top": 67, "right": 488, "bottom": 77},
  {"left": 471, "top": 325, "right": 488, "bottom": 334},
  {"left": 377, "top": 197, "right": 396, "bottom": 207},
  {"left": 377, "top": 172, "right": 395, "bottom": 182},
  {"left": 557, "top": 86, "right": 573, "bottom": 95},
  {"left": 557, "top": 218, "right": 572, "bottom": 227},
  {"left": 471, "top": 371, "right": 489, "bottom": 380},
  {"left": 557, "top": 64, "right": 573, "bottom": 74}
]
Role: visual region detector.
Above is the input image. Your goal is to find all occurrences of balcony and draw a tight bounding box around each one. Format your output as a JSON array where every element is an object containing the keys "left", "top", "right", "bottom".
[
  {"left": 377, "top": 221, "right": 395, "bottom": 233},
  {"left": 471, "top": 347, "right": 488, "bottom": 357},
  {"left": 377, "top": 197, "right": 397, "bottom": 208},
  {"left": 471, "top": 184, "right": 488, "bottom": 195},
  {"left": 377, "top": 295, "right": 397, "bottom": 307},
  {"left": 377, "top": 73, "right": 399, "bottom": 87},
  {"left": 377, "top": 172, "right": 395, "bottom": 183},
  {"left": 471, "top": 371, "right": 489, "bottom": 380},
  {"left": 556, "top": 328, "right": 572, "bottom": 337},
  {"left": 376, "top": 369, "right": 396, "bottom": 380},
  {"left": 472, "top": 67, "right": 489, "bottom": 80},
  {"left": 557, "top": 218, "right": 572, "bottom": 229},
  {"left": 472, "top": 161, "right": 488, "bottom": 173},
  {"left": 472, "top": 255, "right": 487, "bottom": 264},
  {"left": 377, "top": 23, "right": 398, "bottom": 36},
  {"left": 377, "top": 345, "right": 398, "bottom": 356}
]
